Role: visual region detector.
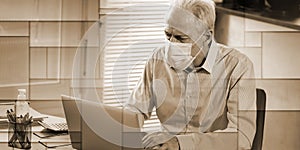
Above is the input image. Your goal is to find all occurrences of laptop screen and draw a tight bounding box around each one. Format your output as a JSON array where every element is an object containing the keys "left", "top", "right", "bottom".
[{"left": 61, "top": 95, "right": 143, "bottom": 149}]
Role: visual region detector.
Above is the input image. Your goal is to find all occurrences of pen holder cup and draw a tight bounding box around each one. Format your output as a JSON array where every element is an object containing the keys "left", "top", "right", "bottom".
[{"left": 8, "top": 121, "right": 32, "bottom": 149}]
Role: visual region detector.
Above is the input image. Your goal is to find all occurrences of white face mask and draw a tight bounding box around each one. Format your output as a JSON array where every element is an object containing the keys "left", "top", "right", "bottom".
[{"left": 165, "top": 40, "right": 202, "bottom": 71}]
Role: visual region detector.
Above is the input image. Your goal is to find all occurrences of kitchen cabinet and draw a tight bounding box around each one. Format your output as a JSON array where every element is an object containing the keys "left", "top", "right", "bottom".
[
  {"left": 215, "top": 5, "right": 300, "bottom": 150},
  {"left": 0, "top": 0, "right": 99, "bottom": 101},
  {"left": 0, "top": 0, "right": 98, "bottom": 21},
  {"left": 215, "top": 13, "right": 300, "bottom": 79}
]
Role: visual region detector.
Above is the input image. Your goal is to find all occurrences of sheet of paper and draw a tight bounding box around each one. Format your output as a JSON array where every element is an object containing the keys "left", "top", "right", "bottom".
[
  {"left": 38, "top": 134, "right": 71, "bottom": 148},
  {"left": 0, "top": 102, "right": 14, "bottom": 119},
  {"left": 0, "top": 106, "right": 49, "bottom": 123}
]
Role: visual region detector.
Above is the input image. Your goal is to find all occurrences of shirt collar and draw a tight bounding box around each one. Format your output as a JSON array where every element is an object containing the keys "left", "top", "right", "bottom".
[{"left": 194, "top": 39, "right": 219, "bottom": 73}]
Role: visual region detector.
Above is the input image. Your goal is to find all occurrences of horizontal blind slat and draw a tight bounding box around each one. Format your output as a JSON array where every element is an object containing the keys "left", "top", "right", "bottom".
[{"left": 102, "top": 0, "right": 169, "bottom": 131}]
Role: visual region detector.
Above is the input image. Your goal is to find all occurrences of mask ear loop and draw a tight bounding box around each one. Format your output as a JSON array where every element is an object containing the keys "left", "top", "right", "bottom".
[
  {"left": 180, "top": 29, "right": 211, "bottom": 70},
  {"left": 189, "top": 30, "right": 209, "bottom": 60}
]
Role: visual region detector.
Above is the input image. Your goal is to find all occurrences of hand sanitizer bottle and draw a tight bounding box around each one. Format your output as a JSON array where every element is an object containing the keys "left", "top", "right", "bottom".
[{"left": 16, "top": 89, "right": 30, "bottom": 117}]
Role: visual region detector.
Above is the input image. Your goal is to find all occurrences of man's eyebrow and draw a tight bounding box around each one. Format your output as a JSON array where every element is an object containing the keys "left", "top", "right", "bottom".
[
  {"left": 165, "top": 31, "right": 187, "bottom": 36},
  {"left": 173, "top": 32, "right": 188, "bottom": 37},
  {"left": 164, "top": 31, "right": 172, "bottom": 36}
]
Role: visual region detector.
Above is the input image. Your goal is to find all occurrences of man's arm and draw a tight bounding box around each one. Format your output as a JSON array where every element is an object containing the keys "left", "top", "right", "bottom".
[{"left": 125, "top": 58, "right": 155, "bottom": 121}]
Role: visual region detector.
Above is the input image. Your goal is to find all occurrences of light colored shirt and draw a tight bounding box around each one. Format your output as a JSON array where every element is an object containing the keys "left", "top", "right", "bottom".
[{"left": 126, "top": 40, "right": 256, "bottom": 150}]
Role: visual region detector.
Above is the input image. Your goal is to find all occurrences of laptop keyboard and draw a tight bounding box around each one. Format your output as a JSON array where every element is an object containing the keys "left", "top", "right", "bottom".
[{"left": 39, "top": 121, "right": 68, "bottom": 132}]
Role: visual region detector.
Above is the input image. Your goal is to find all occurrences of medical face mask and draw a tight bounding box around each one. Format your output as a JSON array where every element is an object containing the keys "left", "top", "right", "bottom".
[{"left": 165, "top": 40, "right": 203, "bottom": 71}]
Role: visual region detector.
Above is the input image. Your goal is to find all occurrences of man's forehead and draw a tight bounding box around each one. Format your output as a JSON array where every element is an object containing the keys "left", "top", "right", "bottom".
[{"left": 165, "top": 5, "right": 208, "bottom": 39}]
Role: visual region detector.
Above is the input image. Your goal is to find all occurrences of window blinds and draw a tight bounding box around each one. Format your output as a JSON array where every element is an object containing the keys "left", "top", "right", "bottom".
[{"left": 100, "top": 0, "right": 170, "bottom": 131}]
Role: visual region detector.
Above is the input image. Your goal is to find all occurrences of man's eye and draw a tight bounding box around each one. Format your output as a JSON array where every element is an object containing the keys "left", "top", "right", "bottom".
[
  {"left": 174, "top": 36, "right": 182, "bottom": 40},
  {"left": 174, "top": 36, "right": 189, "bottom": 41},
  {"left": 165, "top": 32, "right": 171, "bottom": 37}
]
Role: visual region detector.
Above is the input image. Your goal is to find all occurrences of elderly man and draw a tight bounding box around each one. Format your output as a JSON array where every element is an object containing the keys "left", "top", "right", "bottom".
[{"left": 126, "top": 0, "right": 256, "bottom": 149}]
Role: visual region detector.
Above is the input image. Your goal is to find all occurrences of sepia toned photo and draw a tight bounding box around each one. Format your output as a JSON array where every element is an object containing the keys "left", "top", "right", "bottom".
[{"left": 0, "top": 0, "right": 299, "bottom": 149}]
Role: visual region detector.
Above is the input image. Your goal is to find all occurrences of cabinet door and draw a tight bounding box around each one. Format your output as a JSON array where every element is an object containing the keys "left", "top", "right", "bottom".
[
  {"left": 263, "top": 32, "right": 300, "bottom": 78},
  {"left": 0, "top": 37, "right": 29, "bottom": 99}
]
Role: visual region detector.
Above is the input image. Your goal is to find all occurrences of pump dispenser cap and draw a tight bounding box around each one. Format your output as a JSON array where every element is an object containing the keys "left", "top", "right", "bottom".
[
  {"left": 18, "top": 89, "right": 26, "bottom": 93},
  {"left": 17, "top": 89, "right": 26, "bottom": 100}
]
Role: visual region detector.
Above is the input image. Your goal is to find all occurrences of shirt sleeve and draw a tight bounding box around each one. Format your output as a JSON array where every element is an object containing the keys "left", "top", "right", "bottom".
[
  {"left": 125, "top": 59, "right": 155, "bottom": 120},
  {"left": 176, "top": 57, "right": 256, "bottom": 150}
]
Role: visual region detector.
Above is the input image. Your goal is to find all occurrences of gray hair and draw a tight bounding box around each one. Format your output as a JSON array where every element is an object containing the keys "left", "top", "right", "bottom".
[{"left": 174, "top": 0, "right": 216, "bottom": 31}]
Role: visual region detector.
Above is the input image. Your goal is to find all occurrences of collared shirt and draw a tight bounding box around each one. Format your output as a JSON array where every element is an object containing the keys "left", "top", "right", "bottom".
[{"left": 126, "top": 40, "right": 256, "bottom": 150}]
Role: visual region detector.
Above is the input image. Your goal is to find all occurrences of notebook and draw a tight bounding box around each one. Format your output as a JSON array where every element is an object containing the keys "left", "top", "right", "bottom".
[{"left": 61, "top": 95, "right": 144, "bottom": 150}]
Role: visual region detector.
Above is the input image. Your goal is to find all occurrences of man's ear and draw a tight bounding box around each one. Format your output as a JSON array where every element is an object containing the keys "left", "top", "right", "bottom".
[
  {"left": 204, "top": 30, "right": 212, "bottom": 41},
  {"left": 209, "top": 30, "right": 213, "bottom": 35}
]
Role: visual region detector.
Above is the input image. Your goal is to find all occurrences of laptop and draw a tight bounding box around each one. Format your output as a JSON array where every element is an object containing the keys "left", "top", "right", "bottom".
[{"left": 61, "top": 95, "right": 144, "bottom": 150}]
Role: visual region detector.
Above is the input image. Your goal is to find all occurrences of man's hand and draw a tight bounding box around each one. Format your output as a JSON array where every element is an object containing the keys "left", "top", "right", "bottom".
[
  {"left": 142, "top": 132, "right": 179, "bottom": 150},
  {"left": 157, "top": 137, "right": 180, "bottom": 150}
]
